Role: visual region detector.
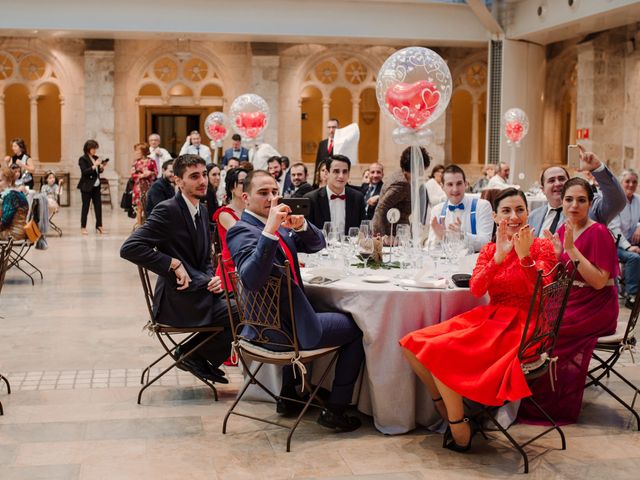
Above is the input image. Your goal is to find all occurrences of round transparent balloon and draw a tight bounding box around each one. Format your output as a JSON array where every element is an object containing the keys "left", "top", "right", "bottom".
[
  {"left": 376, "top": 47, "right": 452, "bottom": 133},
  {"left": 503, "top": 108, "right": 529, "bottom": 146},
  {"left": 230, "top": 94, "right": 269, "bottom": 141},
  {"left": 204, "top": 112, "right": 228, "bottom": 145}
]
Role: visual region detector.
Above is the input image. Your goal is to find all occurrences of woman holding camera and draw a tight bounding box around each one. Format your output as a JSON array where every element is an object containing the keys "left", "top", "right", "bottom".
[{"left": 77, "top": 139, "right": 106, "bottom": 235}]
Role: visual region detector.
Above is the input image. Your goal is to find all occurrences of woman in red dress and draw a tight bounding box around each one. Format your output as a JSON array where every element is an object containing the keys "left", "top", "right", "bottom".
[
  {"left": 213, "top": 168, "right": 248, "bottom": 291},
  {"left": 519, "top": 177, "right": 618, "bottom": 425},
  {"left": 131, "top": 142, "right": 158, "bottom": 226},
  {"left": 400, "top": 188, "right": 557, "bottom": 452}
]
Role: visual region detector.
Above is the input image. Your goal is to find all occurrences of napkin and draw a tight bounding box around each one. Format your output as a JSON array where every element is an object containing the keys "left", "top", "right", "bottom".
[
  {"left": 300, "top": 267, "right": 342, "bottom": 285},
  {"left": 396, "top": 278, "right": 447, "bottom": 289}
]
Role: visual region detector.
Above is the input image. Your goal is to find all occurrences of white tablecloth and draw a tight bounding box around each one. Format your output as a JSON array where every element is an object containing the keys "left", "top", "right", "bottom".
[{"left": 243, "top": 257, "right": 489, "bottom": 435}]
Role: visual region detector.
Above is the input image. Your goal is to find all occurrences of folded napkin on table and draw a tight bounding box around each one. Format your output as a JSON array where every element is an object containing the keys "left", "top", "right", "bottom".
[
  {"left": 396, "top": 277, "right": 447, "bottom": 289},
  {"left": 300, "top": 267, "right": 342, "bottom": 285}
]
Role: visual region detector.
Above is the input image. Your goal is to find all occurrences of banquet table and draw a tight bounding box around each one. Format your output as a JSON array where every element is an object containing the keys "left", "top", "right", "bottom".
[{"left": 244, "top": 256, "right": 489, "bottom": 435}]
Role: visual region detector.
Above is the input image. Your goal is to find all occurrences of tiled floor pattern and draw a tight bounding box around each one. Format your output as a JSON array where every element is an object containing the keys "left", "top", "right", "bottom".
[{"left": 0, "top": 205, "right": 638, "bottom": 479}]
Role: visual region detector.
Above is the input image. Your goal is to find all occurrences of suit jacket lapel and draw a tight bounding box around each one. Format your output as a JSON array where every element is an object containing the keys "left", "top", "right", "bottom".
[
  {"left": 318, "top": 188, "right": 331, "bottom": 226},
  {"left": 345, "top": 189, "right": 356, "bottom": 234}
]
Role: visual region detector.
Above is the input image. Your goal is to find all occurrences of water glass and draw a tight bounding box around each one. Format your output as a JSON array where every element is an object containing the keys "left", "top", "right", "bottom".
[{"left": 427, "top": 238, "right": 444, "bottom": 279}]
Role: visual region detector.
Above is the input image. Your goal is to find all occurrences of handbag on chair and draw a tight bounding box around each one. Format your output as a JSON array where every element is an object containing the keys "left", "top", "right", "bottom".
[{"left": 23, "top": 219, "right": 42, "bottom": 243}]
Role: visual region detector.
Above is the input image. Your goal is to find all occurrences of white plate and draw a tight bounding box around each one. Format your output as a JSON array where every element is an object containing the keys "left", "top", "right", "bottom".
[{"left": 362, "top": 275, "right": 390, "bottom": 284}]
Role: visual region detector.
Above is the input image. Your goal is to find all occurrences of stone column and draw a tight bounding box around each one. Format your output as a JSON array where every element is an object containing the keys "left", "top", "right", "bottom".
[
  {"left": 470, "top": 98, "right": 480, "bottom": 163},
  {"left": 351, "top": 95, "right": 361, "bottom": 124},
  {"left": 250, "top": 54, "right": 280, "bottom": 148},
  {"left": 0, "top": 95, "right": 5, "bottom": 154},
  {"left": 84, "top": 50, "right": 116, "bottom": 177},
  {"left": 322, "top": 97, "right": 330, "bottom": 130},
  {"left": 29, "top": 94, "right": 39, "bottom": 163}
]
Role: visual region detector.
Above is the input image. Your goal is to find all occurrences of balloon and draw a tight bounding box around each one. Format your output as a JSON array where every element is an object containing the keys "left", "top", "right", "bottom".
[
  {"left": 230, "top": 94, "right": 269, "bottom": 141},
  {"left": 503, "top": 108, "right": 529, "bottom": 146},
  {"left": 376, "top": 47, "right": 452, "bottom": 138},
  {"left": 204, "top": 112, "right": 228, "bottom": 144},
  {"left": 385, "top": 80, "right": 440, "bottom": 129}
]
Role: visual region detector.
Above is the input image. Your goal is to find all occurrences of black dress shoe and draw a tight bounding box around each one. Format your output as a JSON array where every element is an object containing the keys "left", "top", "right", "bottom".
[
  {"left": 317, "top": 408, "right": 361, "bottom": 432},
  {"left": 177, "top": 356, "right": 229, "bottom": 384},
  {"left": 625, "top": 296, "right": 636, "bottom": 310},
  {"left": 276, "top": 391, "right": 310, "bottom": 416}
]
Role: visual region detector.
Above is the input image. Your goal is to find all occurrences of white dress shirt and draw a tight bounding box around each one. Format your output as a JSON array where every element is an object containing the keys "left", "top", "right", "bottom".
[
  {"left": 179, "top": 140, "right": 212, "bottom": 164},
  {"left": 537, "top": 204, "right": 564, "bottom": 238},
  {"left": 180, "top": 192, "right": 200, "bottom": 227},
  {"left": 487, "top": 175, "right": 510, "bottom": 189},
  {"left": 609, "top": 193, "right": 640, "bottom": 250},
  {"left": 326, "top": 186, "right": 346, "bottom": 232},
  {"left": 429, "top": 195, "right": 493, "bottom": 252},
  {"left": 149, "top": 146, "right": 172, "bottom": 173}
]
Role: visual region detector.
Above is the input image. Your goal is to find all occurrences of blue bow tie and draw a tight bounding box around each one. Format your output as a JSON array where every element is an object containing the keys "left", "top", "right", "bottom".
[{"left": 447, "top": 203, "right": 464, "bottom": 212}]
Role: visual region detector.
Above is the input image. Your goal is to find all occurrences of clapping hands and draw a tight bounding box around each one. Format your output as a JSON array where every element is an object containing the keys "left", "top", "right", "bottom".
[{"left": 494, "top": 221, "right": 533, "bottom": 264}]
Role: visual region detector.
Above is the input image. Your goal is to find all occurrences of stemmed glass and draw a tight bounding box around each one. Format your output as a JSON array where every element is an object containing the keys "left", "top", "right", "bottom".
[
  {"left": 427, "top": 237, "right": 444, "bottom": 279},
  {"left": 358, "top": 236, "right": 374, "bottom": 274},
  {"left": 359, "top": 221, "right": 371, "bottom": 238},
  {"left": 444, "top": 230, "right": 467, "bottom": 265}
]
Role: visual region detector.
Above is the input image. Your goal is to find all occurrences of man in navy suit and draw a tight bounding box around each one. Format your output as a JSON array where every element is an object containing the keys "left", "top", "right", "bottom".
[
  {"left": 222, "top": 134, "right": 249, "bottom": 167},
  {"left": 304, "top": 155, "right": 366, "bottom": 234},
  {"left": 226, "top": 170, "right": 364, "bottom": 432},
  {"left": 360, "top": 163, "right": 384, "bottom": 220},
  {"left": 529, "top": 147, "right": 625, "bottom": 237},
  {"left": 121, "top": 154, "right": 233, "bottom": 383}
]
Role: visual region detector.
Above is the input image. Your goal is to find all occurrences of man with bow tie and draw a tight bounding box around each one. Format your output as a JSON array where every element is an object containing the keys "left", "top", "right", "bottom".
[
  {"left": 429, "top": 165, "right": 493, "bottom": 252},
  {"left": 221, "top": 134, "right": 249, "bottom": 167},
  {"left": 304, "top": 155, "right": 365, "bottom": 235},
  {"left": 226, "top": 170, "right": 364, "bottom": 431}
]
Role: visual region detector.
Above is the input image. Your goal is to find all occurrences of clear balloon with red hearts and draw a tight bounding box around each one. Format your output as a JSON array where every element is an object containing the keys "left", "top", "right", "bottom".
[
  {"left": 230, "top": 93, "right": 270, "bottom": 142},
  {"left": 204, "top": 111, "right": 228, "bottom": 147},
  {"left": 376, "top": 47, "right": 452, "bottom": 140},
  {"left": 503, "top": 108, "right": 529, "bottom": 146}
]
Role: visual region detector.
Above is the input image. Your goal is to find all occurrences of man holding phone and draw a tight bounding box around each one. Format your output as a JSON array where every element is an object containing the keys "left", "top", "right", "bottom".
[
  {"left": 226, "top": 170, "right": 364, "bottom": 432},
  {"left": 529, "top": 145, "right": 626, "bottom": 237}
]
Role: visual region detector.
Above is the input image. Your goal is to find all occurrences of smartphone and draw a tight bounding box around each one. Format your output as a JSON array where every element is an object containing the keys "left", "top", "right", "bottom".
[
  {"left": 567, "top": 145, "right": 580, "bottom": 169},
  {"left": 278, "top": 197, "right": 310, "bottom": 216},
  {"left": 102, "top": 158, "right": 110, "bottom": 164}
]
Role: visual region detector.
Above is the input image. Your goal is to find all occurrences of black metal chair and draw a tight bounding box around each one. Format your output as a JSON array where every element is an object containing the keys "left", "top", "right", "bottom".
[
  {"left": 0, "top": 238, "right": 13, "bottom": 415},
  {"left": 220, "top": 259, "right": 340, "bottom": 452},
  {"left": 136, "top": 266, "right": 224, "bottom": 404},
  {"left": 585, "top": 288, "right": 640, "bottom": 430},
  {"left": 466, "top": 261, "right": 576, "bottom": 474}
]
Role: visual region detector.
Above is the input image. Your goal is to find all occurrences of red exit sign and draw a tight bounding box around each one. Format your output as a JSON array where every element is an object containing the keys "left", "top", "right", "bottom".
[{"left": 576, "top": 128, "right": 590, "bottom": 140}]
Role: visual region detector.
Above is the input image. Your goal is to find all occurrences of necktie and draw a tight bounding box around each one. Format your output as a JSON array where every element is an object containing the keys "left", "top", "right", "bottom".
[
  {"left": 274, "top": 232, "right": 299, "bottom": 285},
  {"left": 549, "top": 208, "right": 562, "bottom": 234},
  {"left": 330, "top": 194, "right": 346, "bottom": 200},
  {"left": 196, "top": 146, "right": 200, "bottom": 155},
  {"left": 366, "top": 184, "right": 375, "bottom": 200},
  {"left": 327, "top": 139, "right": 333, "bottom": 155},
  {"left": 447, "top": 203, "right": 464, "bottom": 212},
  {"left": 194, "top": 212, "right": 200, "bottom": 232}
]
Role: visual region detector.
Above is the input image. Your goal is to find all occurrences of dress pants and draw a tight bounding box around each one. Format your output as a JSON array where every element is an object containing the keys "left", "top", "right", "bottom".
[
  {"left": 283, "top": 311, "right": 364, "bottom": 406},
  {"left": 618, "top": 246, "right": 640, "bottom": 295},
  {"left": 80, "top": 186, "right": 102, "bottom": 228},
  {"left": 182, "top": 297, "right": 235, "bottom": 368}
]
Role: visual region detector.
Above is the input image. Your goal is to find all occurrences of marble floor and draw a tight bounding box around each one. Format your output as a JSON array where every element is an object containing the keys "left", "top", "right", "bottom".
[{"left": 0, "top": 204, "right": 639, "bottom": 480}]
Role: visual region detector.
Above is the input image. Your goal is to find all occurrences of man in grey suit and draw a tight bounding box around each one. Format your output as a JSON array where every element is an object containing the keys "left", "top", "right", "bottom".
[{"left": 529, "top": 147, "right": 625, "bottom": 237}]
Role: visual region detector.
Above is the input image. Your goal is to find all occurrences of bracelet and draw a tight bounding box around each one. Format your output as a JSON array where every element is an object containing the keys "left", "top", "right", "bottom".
[
  {"left": 170, "top": 261, "right": 182, "bottom": 272},
  {"left": 519, "top": 256, "right": 535, "bottom": 268}
]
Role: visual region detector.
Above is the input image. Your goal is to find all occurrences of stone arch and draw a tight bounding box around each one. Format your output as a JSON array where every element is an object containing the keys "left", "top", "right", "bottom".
[
  {"left": 294, "top": 47, "right": 384, "bottom": 164},
  {"left": 543, "top": 46, "right": 578, "bottom": 166}
]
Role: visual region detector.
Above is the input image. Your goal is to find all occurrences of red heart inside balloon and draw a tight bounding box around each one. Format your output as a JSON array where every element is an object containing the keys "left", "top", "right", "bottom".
[
  {"left": 207, "top": 123, "right": 227, "bottom": 142},
  {"left": 385, "top": 80, "right": 440, "bottom": 129},
  {"left": 235, "top": 111, "right": 267, "bottom": 139},
  {"left": 505, "top": 121, "right": 523, "bottom": 143}
]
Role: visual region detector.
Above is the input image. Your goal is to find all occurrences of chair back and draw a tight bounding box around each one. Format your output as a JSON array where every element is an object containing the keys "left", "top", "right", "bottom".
[
  {"left": 0, "top": 237, "right": 13, "bottom": 295},
  {"left": 622, "top": 289, "right": 640, "bottom": 344},
  {"left": 519, "top": 261, "right": 577, "bottom": 373},
  {"left": 220, "top": 257, "right": 299, "bottom": 353},
  {"left": 137, "top": 266, "right": 156, "bottom": 323}
]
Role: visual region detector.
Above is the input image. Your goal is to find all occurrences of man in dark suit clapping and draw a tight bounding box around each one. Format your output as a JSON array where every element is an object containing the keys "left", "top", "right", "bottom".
[
  {"left": 120, "top": 154, "right": 234, "bottom": 383},
  {"left": 304, "top": 155, "right": 365, "bottom": 235}
]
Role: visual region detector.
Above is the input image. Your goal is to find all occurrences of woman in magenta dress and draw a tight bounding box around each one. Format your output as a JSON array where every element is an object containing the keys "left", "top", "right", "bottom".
[
  {"left": 213, "top": 168, "right": 248, "bottom": 291},
  {"left": 400, "top": 188, "right": 557, "bottom": 452},
  {"left": 519, "top": 177, "right": 619, "bottom": 425}
]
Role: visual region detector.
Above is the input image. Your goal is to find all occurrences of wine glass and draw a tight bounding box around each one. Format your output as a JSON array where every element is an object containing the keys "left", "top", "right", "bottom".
[
  {"left": 427, "top": 237, "right": 444, "bottom": 279},
  {"left": 359, "top": 220, "right": 371, "bottom": 238},
  {"left": 396, "top": 224, "right": 411, "bottom": 246},
  {"left": 322, "top": 221, "right": 333, "bottom": 256},
  {"left": 327, "top": 230, "right": 341, "bottom": 259},
  {"left": 358, "top": 237, "right": 374, "bottom": 274},
  {"left": 444, "top": 230, "right": 466, "bottom": 265}
]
